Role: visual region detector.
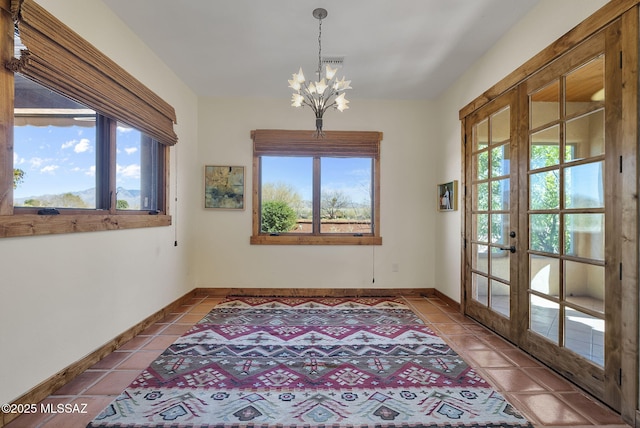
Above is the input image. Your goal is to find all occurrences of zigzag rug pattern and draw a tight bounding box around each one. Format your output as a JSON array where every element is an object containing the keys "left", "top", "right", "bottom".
[{"left": 87, "top": 297, "right": 533, "bottom": 428}]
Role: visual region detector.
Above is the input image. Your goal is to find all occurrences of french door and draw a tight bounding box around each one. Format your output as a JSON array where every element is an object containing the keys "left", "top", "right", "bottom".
[{"left": 463, "top": 21, "right": 626, "bottom": 410}]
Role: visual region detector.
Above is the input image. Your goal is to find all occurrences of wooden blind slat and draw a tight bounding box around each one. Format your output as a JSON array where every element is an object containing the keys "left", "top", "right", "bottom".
[{"left": 8, "top": 0, "right": 178, "bottom": 146}]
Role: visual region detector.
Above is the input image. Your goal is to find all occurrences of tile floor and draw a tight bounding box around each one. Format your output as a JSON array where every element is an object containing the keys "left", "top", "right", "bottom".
[{"left": 3, "top": 294, "right": 631, "bottom": 428}]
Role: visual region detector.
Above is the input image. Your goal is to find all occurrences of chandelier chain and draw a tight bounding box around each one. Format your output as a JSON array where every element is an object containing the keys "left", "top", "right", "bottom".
[{"left": 317, "top": 16, "right": 323, "bottom": 80}]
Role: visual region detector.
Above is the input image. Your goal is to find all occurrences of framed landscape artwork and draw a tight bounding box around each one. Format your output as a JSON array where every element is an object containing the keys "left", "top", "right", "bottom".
[
  {"left": 437, "top": 180, "right": 457, "bottom": 211},
  {"left": 204, "top": 165, "right": 245, "bottom": 210}
]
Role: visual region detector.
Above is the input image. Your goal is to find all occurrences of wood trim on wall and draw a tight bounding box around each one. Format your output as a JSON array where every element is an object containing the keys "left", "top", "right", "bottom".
[{"left": 193, "top": 287, "right": 437, "bottom": 299}]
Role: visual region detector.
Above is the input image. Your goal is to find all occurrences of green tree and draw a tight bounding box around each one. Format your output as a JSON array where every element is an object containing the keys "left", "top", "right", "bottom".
[
  {"left": 321, "top": 190, "right": 350, "bottom": 219},
  {"left": 117, "top": 199, "right": 130, "bottom": 209},
  {"left": 13, "top": 169, "right": 25, "bottom": 189},
  {"left": 261, "top": 200, "right": 297, "bottom": 233}
]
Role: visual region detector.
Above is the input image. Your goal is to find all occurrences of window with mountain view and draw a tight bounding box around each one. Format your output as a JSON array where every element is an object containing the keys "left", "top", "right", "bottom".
[{"left": 13, "top": 74, "right": 165, "bottom": 213}]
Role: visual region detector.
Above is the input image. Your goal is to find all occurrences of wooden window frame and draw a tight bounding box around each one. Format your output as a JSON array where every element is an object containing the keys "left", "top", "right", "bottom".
[
  {"left": 250, "top": 129, "right": 383, "bottom": 245},
  {"left": 0, "top": 0, "right": 174, "bottom": 238}
]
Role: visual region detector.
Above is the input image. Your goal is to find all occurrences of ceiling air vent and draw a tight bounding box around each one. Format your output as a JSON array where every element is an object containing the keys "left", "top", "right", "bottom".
[{"left": 322, "top": 56, "right": 344, "bottom": 68}]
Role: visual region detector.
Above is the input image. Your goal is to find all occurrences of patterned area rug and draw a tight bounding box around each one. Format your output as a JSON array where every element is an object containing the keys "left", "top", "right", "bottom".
[{"left": 87, "top": 297, "right": 533, "bottom": 427}]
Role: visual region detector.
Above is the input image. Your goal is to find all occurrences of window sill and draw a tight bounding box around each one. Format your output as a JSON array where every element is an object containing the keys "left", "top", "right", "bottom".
[
  {"left": 0, "top": 213, "right": 171, "bottom": 238},
  {"left": 250, "top": 234, "right": 382, "bottom": 245}
]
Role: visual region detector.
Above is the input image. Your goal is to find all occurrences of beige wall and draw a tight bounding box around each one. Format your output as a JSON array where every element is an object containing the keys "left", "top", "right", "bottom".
[
  {"left": 195, "top": 97, "right": 437, "bottom": 290},
  {"left": 0, "top": 0, "right": 199, "bottom": 404}
]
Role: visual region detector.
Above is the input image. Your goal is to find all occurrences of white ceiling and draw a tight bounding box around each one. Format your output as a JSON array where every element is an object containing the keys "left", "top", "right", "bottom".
[{"left": 101, "top": 0, "right": 539, "bottom": 100}]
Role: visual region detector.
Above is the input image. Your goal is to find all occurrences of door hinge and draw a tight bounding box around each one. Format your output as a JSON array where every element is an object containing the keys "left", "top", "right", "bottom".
[
  {"left": 618, "top": 368, "right": 623, "bottom": 386},
  {"left": 620, "top": 155, "right": 623, "bottom": 173},
  {"left": 620, "top": 51, "right": 623, "bottom": 69},
  {"left": 464, "top": 238, "right": 468, "bottom": 249},
  {"left": 620, "top": 263, "right": 623, "bottom": 281}
]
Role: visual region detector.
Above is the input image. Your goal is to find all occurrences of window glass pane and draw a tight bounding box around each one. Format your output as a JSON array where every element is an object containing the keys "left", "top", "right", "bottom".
[
  {"left": 320, "top": 157, "right": 372, "bottom": 234},
  {"left": 564, "top": 214, "right": 604, "bottom": 260},
  {"left": 490, "top": 280, "right": 510, "bottom": 317},
  {"left": 530, "top": 294, "right": 559, "bottom": 344},
  {"left": 530, "top": 126, "right": 560, "bottom": 169},
  {"left": 565, "top": 261, "right": 604, "bottom": 313},
  {"left": 565, "top": 307, "right": 604, "bottom": 367},
  {"left": 565, "top": 110, "right": 604, "bottom": 162},
  {"left": 491, "top": 107, "right": 510, "bottom": 145},
  {"left": 116, "top": 123, "right": 146, "bottom": 210},
  {"left": 530, "top": 214, "right": 560, "bottom": 254},
  {"left": 491, "top": 143, "right": 510, "bottom": 177},
  {"left": 530, "top": 255, "right": 559, "bottom": 297},
  {"left": 530, "top": 170, "right": 559, "bottom": 210},
  {"left": 261, "top": 156, "right": 312, "bottom": 233},
  {"left": 564, "top": 161, "right": 604, "bottom": 209},
  {"left": 14, "top": 74, "right": 96, "bottom": 208},
  {"left": 530, "top": 80, "right": 559, "bottom": 129}
]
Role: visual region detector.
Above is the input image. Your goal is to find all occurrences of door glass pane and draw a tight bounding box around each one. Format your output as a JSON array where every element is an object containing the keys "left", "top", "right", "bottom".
[
  {"left": 491, "top": 143, "right": 510, "bottom": 177},
  {"left": 564, "top": 214, "right": 604, "bottom": 260},
  {"left": 491, "top": 247, "right": 510, "bottom": 282},
  {"left": 565, "top": 261, "right": 604, "bottom": 313},
  {"left": 565, "top": 307, "right": 604, "bottom": 367},
  {"left": 474, "top": 183, "right": 489, "bottom": 211},
  {"left": 530, "top": 126, "right": 560, "bottom": 169},
  {"left": 530, "top": 171, "right": 560, "bottom": 210},
  {"left": 472, "top": 273, "right": 489, "bottom": 306},
  {"left": 475, "top": 118, "right": 489, "bottom": 150},
  {"left": 565, "top": 56, "right": 604, "bottom": 117},
  {"left": 530, "top": 214, "right": 560, "bottom": 254},
  {"left": 531, "top": 80, "right": 559, "bottom": 129},
  {"left": 491, "top": 280, "right": 510, "bottom": 317},
  {"left": 472, "top": 244, "right": 489, "bottom": 274},
  {"left": 491, "top": 214, "right": 509, "bottom": 244},
  {"left": 475, "top": 151, "right": 489, "bottom": 180},
  {"left": 491, "top": 179, "right": 510, "bottom": 211},
  {"left": 473, "top": 214, "right": 489, "bottom": 243},
  {"left": 564, "top": 161, "right": 604, "bottom": 209},
  {"left": 491, "top": 107, "right": 510, "bottom": 145},
  {"left": 530, "top": 294, "right": 560, "bottom": 343},
  {"left": 565, "top": 110, "right": 604, "bottom": 162},
  {"left": 530, "top": 255, "right": 559, "bottom": 297},
  {"left": 320, "top": 157, "right": 373, "bottom": 234}
]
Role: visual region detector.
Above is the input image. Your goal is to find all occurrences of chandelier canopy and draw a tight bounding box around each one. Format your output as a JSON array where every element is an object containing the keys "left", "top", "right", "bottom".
[{"left": 289, "top": 8, "right": 350, "bottom": 137}]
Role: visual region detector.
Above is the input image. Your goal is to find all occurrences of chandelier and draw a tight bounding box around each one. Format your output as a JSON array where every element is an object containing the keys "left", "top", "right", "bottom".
[{"left": 289, "top": 8, "right": 351, "bottom": 137}]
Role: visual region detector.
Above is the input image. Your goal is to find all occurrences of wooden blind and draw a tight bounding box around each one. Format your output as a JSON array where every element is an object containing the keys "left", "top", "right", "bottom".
[
  {"left": 252, "top": 129, "right": 382, "bottom": 157},
  {"left": 7, "top": 0, "right": 178, "bottom": 146}
]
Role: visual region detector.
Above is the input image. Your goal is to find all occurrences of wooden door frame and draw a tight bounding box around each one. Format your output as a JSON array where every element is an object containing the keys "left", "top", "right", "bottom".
[{"left": 460, "top": 2, "right": 638, "bottom": 422}]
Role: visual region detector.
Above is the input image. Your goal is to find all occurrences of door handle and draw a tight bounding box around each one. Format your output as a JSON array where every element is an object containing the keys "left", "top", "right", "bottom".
[{"left": 498, "top": 245, "right": 516, "bottom": 253}]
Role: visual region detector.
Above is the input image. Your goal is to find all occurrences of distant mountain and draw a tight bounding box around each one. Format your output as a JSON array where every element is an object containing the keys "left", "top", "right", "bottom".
[{"left": 14, "top": 187, "right": 141, "bottom": 209}]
